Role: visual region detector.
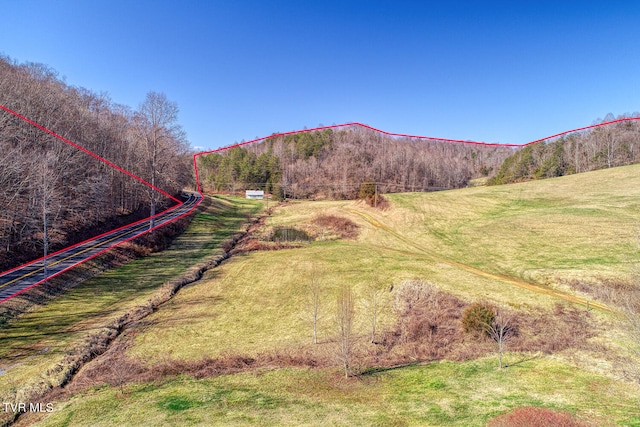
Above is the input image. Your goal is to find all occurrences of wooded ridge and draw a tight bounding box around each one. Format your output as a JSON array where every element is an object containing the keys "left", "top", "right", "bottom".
[
  {"left": 0, "top": 56, "right": 192, "bottom": 272},
  {"left": 488, "top": 114, "right": 640, "bottom": 185},
  {"left": 198, "top": 127, "right": 514, "bottom": 199}
]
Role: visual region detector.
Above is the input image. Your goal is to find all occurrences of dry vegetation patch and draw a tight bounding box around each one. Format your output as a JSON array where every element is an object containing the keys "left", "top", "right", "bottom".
[
  {"left": 365, "top": 280, "right": 598, "bottom": 369},
  {"left": 487, "top": 406, "right": 591, "bottom": 427},
  {"left": 310, "top": 214, "right": 359, "bottom": 240},
  {"left": 560, "top": 276, "right": 640, "bottom": 311},
  {"left": 230, "top": 214, "right": 359, "bottom": 255},
  {"left": 64, "top": 279, "right": 602, "bottom": 398}
]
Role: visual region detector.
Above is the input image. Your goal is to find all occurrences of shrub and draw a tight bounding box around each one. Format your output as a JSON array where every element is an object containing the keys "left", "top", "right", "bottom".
[
  {"left": 271, "top": 227, "right": 311, "bottom": 242},
  {"left": 380, "top": 280, "right": 471, "bottom": 362},
  {"left": 462, "top": 302, "right": 495, "bottom": 337},
  {"left": 312, "top": 215, "right": 359, "bottom": 239},
  {"left": 488, "top": 406, "right": 588, "bottom": 427},
  {"left": 358, "top": 181, "right": 385, "bottom": 207}
]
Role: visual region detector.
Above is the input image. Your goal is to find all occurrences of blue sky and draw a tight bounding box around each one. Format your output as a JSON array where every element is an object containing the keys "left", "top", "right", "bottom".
[{"left": 1, "top": 1, "right": 639, "bottom": 151}]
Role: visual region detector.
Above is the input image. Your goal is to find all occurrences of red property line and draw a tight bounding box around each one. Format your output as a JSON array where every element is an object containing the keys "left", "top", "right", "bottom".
[
  {"left": 0, "top": 104, "right": 181, "bottom": 204},
  {"left": 2, "top": 106, "right": 639, "bottom": 303},
  {"left": 0, "top": 198, "right": 201, "bottom": 305},
  {"left": 0, "top": 199, "right": 183, "bottom": 277},
  {"left": 0, "top": 104, "right": 199, "bottom": 304},
  {"left": 192, "top": 117, "right": 640, "bottom": 193}
]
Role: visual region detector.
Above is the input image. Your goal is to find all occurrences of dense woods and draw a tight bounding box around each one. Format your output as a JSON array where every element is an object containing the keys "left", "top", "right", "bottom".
[
  {"left": 199, "top": 114, "right": 640, "bottom": 199},
  {"left": 0, "top": 56, "right": 191, "bottom": 271},
  {"left": 198, "top": 127, "right": 514, "bottom": 199},
  {"left": 488, "top": 114, "right": 640, "bottom": 185}
]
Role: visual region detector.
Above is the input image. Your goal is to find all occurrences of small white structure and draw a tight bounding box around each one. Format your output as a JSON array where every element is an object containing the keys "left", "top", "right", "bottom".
[{"left": 245, "top": 190, "right": 264, "bottom": 199}]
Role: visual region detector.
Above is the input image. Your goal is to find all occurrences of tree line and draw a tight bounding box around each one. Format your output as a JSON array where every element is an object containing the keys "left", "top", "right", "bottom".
[
  {"left": 198, "top": 126, "right": 514, "bottom": 199},
  {"left": 0, "top": 56, "right": 191, "bottom": 271},
  {"left": 488, "top": 113, "right": 640, "bottom": 185}
]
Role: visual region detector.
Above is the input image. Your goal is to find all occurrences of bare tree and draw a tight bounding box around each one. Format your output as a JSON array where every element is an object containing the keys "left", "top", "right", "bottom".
[
  {"left": 135, "top": 92, "right": 184, "bottom": 231},
  {"left": 486, "top": 308, "right": 515, "bottom": 369},
  {"left": 34, "top": 151, "right": 62, "bottom": 279},
  {"left": 306, "top": 266, "right": 323, "bottom": 344},
  {"left": 336, "top": 285, "right": 355, "bottom": 378}
]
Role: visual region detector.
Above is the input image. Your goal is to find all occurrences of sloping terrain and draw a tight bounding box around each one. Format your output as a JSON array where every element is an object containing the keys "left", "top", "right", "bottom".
[
  {"left": 0, "top": 196, "right": 262, "bottom": 427},
  {"left": 13, "top": 165, "right": 640, "bottom": 426}
]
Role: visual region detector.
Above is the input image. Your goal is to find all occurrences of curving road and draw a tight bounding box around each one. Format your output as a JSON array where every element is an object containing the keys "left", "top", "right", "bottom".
[{"left": 0, "top": 192, "right": 202, "bottom": 304}]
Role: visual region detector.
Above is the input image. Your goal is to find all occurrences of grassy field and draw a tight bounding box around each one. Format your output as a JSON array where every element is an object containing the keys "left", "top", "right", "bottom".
[
  {"left": 10, "top": 165, "right": 640, "bottom": 426},
  {"left": 131, "top": 166, "right": 640, "bottom": 366},
  {"left": 23, "top": 358, "right": 640, "bottom": 426},
  {"left": 0, "top": 196, "right": 262, "bottom": 423}
]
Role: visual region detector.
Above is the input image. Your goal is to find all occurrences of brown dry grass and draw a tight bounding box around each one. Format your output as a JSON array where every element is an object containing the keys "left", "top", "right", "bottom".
[
  {"left": 561, "top": 277, "right": 640, "bottom": 311},
  {"left": 311, "top": 214, "right": 359, "bottom": 239}
]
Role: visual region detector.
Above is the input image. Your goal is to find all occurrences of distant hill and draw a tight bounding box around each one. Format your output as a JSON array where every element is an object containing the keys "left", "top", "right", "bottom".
[
  {"left": 198, "top": 126, "right": 514, "bottom": 199},
  {"left": 489, "top": 114, "right": 640, "bottom": 185}
]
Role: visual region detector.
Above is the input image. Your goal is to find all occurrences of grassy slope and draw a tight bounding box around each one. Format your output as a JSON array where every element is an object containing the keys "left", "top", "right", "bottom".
[
  {"left": 21, "top": 165, "right": 640, "bottom": 426},
  {"left": 0, "top": 196, "right": 262, "bottom": 412},
  {"left": 31, "top": 358, "right": 640, "bottom": 427},
  {"left": 132, "top": 165, "right": 640, "bottom": 365}
]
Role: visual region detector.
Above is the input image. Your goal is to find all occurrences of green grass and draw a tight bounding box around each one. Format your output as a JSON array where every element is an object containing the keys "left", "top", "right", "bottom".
[
  {"left": 383, "top": 164, "right": 640, "bottom": 284},
  {"left": 0, "top": 196, "right": 262, "bottom": 404},
  {"left": 126, "top": 165, "right": 640, "bottom": 364},
  {"left": 9, "top": 165, "right": 640, "bottom": 426},
  {"left": 29, "top": 358, "right": 640, "bottom": 426}
]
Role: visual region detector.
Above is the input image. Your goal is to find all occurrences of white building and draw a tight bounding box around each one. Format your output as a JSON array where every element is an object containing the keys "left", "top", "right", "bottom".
[{"left": 245, "top": 190, "right": 264, "bottom": 199}]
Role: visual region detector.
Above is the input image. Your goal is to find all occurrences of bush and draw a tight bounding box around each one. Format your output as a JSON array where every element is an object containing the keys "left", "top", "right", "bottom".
[
  {"left": 462, "top": 302, "right": 495, "bottom": 337},
  {"left": 312, "top": 215, "right": 359, "bottom": 239},
  {"left": 358, "top": 181, "right": 385, "bottom": 207},
  {"left": 271, "top": 227, "right": 311, "bottom": 242},
  {"left": 382, "top": 280, "right": 470, "bottom": 362},
  {"left": 488, "top": 406, "right": 588, "bottom": 427}
]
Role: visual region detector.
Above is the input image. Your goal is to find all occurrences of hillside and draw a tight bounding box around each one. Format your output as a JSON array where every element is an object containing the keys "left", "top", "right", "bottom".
[
  {"left": 197, "top": 126, "right": 514, "bottom": 199},
  {"left": 0, "top": 57, "right": 191, "bottom": 272},
  {"left": 488, "top": 114, "right": 640, "bottom": 185},
  {"left": 14, "top": 164, "right": 640, "bottom": 426}
]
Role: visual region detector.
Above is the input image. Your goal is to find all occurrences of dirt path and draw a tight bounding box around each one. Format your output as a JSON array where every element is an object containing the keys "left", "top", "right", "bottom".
[{"left": 348, "top": 208, "right": 611, "bottom": 313}]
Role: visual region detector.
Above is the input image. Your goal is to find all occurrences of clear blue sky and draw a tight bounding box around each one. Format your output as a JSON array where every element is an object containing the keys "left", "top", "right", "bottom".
[{"left": 1, "top": 1, "right": 639, "bottom": 150}]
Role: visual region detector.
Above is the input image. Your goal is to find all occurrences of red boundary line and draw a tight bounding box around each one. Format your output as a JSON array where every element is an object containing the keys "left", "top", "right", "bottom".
[
  {"left": 0, "top": 201, "right": 184, "bottom": 277},
  {"left": 0, "top": 104, "right": 181, "bottom": 204},
  {"left": 0, "top": 198, "right": 201, "bottom": 305},
  {"left": 192, "top": 118, "right": 640, "bottom": 193},
  {"left": 0, "top": 104, "right": 199, "bottom": 303},
  {"left": 2, "top": 106, "right": 639, "bottom": 303}
]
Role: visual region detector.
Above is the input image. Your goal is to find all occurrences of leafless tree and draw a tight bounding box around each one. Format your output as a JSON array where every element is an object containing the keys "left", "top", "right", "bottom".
[
  {"left": 135, "top": 92, "right": 185, "bottom": 231},
  {"left": 336, "top": 285, "right": 356, "bottom": 378},
  {"left": 486, "top": 308, "right": 515, "bottom": 369},
  {"left": 305, "top": 265, "right": 323, "bottom": 344}
]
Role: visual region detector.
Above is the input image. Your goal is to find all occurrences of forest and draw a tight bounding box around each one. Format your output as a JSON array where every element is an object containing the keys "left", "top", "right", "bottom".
[
  {"left": 198, "top": 127, "right": 514, "bottom": 199},
  {"left": 488, "top": 114, "right": 640, "bottom": 185},
  {"left": 199, "top": 114, "right": 640, "bottom": 200},
  {"left": 0, "top": 56, "right": 192, "bottom": 272}
]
